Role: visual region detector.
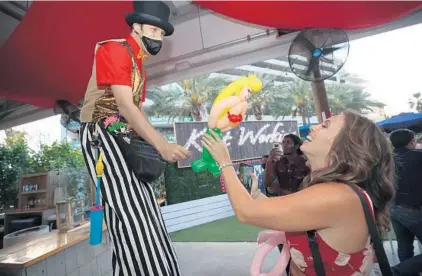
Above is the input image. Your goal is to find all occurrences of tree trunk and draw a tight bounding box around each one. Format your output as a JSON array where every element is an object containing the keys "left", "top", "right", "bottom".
[
  {"left": 301, "top": 114, "right": 307, "bottom": 126},
  {"left": 300, "top": 106, "right": 307, "bottom": 126},
  {"left": 254, "top": 105, "right": 263, "bottom": 121},
  {"left": 192, "top": 104, "right": 203, "bottom": 121},
  {"left": 304, "top": 105, "right": 311, "bottom": 125}
]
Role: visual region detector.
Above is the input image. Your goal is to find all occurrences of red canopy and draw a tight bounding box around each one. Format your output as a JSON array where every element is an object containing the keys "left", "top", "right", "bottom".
[
  {"left": 0, "top": 1, "right": 421, "bottom": 108},
  {"left": 0, "top": 1, "right": 132, "bottom": 108},
  {"left": 195, "top": 1, "right": 422, "bottom": 30}
]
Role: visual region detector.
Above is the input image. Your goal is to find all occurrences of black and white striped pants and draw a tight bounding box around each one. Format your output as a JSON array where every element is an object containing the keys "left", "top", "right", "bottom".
[{"left": 80, "top": 123, "right": 181, "bottom": 276}]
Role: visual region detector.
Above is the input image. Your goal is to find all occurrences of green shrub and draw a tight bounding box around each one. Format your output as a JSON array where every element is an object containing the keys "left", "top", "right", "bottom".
[{"left": 164, "top": 163, "right": 222, "bottom": 204}]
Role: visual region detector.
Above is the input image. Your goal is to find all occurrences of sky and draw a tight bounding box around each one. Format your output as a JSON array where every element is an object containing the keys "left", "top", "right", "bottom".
[
  {"left": 1, "top": 23, "right": 421, "bottom": 148},
  {"left": 344, "top": 23, "right": 422, "bottom": 115},
  {"left": 0, "top": 115, "right": 62, "bottom": 150}
]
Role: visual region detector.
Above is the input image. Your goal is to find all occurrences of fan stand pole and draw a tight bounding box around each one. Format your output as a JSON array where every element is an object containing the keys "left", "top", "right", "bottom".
[{"left": 311, "top": 72, "right": 330, "bottom": 123}]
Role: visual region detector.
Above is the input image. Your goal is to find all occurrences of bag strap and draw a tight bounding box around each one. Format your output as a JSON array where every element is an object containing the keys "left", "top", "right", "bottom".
[
  {"left": 347, "top": 184, "right": 393, "bottom": 276},
  {"left": 305, "top": 184, "right": 393, "bottom": 276},
  {"left": 306, "top": 230, "right": 325, "bottom": 276}
]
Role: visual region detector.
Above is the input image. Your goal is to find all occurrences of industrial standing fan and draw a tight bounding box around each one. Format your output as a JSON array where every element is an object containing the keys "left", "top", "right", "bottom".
[{"left": 288, "top": 28, "right": 350, "bottom": 82}]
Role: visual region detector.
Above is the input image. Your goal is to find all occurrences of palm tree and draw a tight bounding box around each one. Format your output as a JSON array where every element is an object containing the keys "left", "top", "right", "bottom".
[
  {"left": 147, "top": 75, "right": 229, "bottom": 121},
  {"left": 146, "top": 83, "right": 182, "bottom": 117},
  {"left": 245, "top": 74, "right": 277, "bottom": 120},
  {"left": 282, "top": 79, "right": 313, "bottom": 125},
  {"left": 244, "top": 74, "right": 296, "bottom": 121},
  {"left": 265, "top": 84, "right": 297, "bottom": 121},
  {"left": 325, "top": 84, "right": 385, "bottom": 115}
]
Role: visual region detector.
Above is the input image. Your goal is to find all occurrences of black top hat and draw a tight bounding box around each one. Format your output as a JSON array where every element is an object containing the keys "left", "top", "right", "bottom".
[{"left": 125, "top": 1, "right": 174, "bottom": 36}]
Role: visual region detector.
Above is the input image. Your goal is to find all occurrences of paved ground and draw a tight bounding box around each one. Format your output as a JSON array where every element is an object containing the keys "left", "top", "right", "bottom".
[
  {"left": 174, "top": 241, "right": 421, "bottom": 276},
  {"left": 175, "top": 242, "right": 280, "bottom": 276}
]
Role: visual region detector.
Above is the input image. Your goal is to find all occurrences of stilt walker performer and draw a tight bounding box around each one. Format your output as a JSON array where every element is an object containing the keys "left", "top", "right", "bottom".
[{"left": 79, "top": 1, "right": 190, "bottom": 275}]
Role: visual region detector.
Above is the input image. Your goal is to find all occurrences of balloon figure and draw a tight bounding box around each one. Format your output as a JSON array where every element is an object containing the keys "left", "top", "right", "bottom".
[
  {"left": 191, "top": 75, "right": 263, "bottom": 176},
  {"left": 250, "top": 230, "right": 291, "bottom": 276}
]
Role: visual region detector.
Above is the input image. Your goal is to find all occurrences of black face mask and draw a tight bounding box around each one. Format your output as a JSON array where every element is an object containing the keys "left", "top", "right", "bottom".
[
  {"left": 261, "top": 163, "right": 266, "bottom": 170},
  {"left": 141, "top": 36, "right": 162, "bottom": 55}
]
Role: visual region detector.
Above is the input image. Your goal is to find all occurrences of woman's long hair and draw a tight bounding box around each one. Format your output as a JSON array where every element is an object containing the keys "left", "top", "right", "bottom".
[{"left": 301, "top": 110, "right": 395, "bottom": 232}]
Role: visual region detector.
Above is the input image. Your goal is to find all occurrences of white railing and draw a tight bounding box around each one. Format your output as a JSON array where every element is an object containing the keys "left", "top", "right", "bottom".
[{"left": 161, "top": 194, "right": 234, "bottom": 233}]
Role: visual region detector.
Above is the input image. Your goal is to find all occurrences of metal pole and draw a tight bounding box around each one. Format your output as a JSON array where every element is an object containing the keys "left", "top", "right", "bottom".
[
  {"left": 311, "top": 67, "right": 331, "bottom": 123},
  {"left": 311, "top": 82, "right": 323, "bottom": 123}
]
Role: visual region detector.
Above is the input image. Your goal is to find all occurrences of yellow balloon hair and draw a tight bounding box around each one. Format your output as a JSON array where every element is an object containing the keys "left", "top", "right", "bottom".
[{"left": 212, "top": 74, "right": 263, "bottom": 119}]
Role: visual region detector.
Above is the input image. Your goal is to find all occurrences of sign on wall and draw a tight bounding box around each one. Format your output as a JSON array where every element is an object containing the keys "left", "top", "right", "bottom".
[{"left": 174, "top": 121, "right": 298, "bottom": 168}]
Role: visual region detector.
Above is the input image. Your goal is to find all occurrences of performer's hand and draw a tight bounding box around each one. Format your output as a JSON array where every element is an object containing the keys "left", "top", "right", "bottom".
[
  {"left": 161, "top": 143, "right": 191, "bottom": 163},
  {"left": 202, "top": 129, "right": 231, "bottom": 165}
]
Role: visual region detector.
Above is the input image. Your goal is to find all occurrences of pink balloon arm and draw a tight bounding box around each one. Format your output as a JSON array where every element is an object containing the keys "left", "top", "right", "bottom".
[{"left": 250, "top": 230, "right": 291, "bottom": 276}]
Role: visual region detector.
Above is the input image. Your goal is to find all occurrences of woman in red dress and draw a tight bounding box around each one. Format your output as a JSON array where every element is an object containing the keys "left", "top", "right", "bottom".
[{"left": 202, "top": 110, "right": 395, "bottom": 275}]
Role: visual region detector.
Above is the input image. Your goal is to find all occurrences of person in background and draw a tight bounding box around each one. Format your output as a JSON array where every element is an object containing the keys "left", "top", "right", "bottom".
[
  {"left": 416, "top": 135, "right": 422, "bottom": 149},
  {"left": 264, "top": 134, "right": 309, "bottom": 197},
  {"left": 258, "top": 155, "right": 269, "bottom": 195},
  {"left": 389, "top": 129, "right": 422, "bottom": 276},
  {"left": 202, "top": 110, "right": 396, "bottom": 275}
]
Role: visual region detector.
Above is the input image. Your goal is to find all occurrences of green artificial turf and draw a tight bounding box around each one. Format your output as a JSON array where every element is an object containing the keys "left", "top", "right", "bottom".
[
  {"left": 169, "top": 216, "right": 397, "bottom": 242},
  {"left": 170, "top": 216, "right": 264, "bottom": 242}
]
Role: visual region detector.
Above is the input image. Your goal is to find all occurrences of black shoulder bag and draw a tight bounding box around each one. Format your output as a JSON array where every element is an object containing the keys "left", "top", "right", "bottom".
[
  {"left": 112, "top": 131, "right": 167, "bottom": 183},
  {"left": 306, "top": 184, "right": 393, "bottom": 276}
]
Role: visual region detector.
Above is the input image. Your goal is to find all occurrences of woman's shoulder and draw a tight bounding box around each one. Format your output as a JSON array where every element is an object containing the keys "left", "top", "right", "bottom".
[
  {"left": 308, "top": 181, "right": 354, "bottom": 190},
  {"left": 305, "top": 182, "right": 361, "bottom": 204},
  {"left": 301, "top": 183, "right": 368, "bottom": 227}
]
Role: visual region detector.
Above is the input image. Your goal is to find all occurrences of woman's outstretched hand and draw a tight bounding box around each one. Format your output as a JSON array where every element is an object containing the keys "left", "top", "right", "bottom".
[{"left": 202, "top": 129, "right": 231, "bottom": 165}]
